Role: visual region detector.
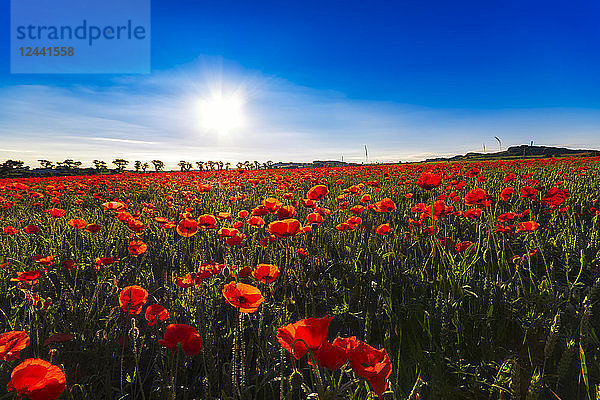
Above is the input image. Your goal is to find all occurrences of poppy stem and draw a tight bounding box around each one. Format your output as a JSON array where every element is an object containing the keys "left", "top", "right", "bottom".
[{"left": 290, "top": 338, "right": 325, "bottom": 395}]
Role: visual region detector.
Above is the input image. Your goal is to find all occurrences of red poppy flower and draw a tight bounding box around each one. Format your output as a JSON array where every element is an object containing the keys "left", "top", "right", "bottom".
[
  {"left": 0, "top": 331, "right": 30, "bottom": 361},
  {"left": 500, "top": 187, "right": 515, "bottom": 201},
  {"left": 251, "top": 205, "right": 270, "bottom": 216},
  {"left": 95, "top": 257, "right": 115, "bottom": 270},
  {"left": 85, "top": 223, "right": 102, "bottom": 233},
  {"left": 119, "top": 285, "right": 148, "bottom": 315},
  {"left": 464, "top": 167, "right": 480, "bottom": 178},
  {"left": 218, "top": 227, "right": 240, "bottom": 238},
  {"left": 375, "top": 224, "right": 392, "bottom": 235},
  {"left": 332, "top": 335, "right": 359, "bottom": 354},
  {"left": 276, "top": 205, "right": 296, "bottom": 220},
  {"left": 47, "top": 208, "right": 66, "bottom": 218},
  {"left": 67, "top": 219, "right": 86, "bottom": 229},
  {"left": 238, "top": 210, "right": 249, "bottom": 218},
  {"left": 226, "top": 233, "right": 246, "bottom": 246},
  {"left": 176, "top": 273, "right": 197, "bottom": 288},
  {"left": 520, "top": 186, "right": 537, "bottom": 200},
  {"left": 347, "top": 341, "right": 392, "bottom": 399},
  {"left": 497, "top": 212, "right": 518, "bottom": 222},
  {"left": 11, "top": 270, "right": 41, "bottom": 285},
  {"left": 269, "top": 219, "right": 302, "bottom": 238},
  {"left": 463, "top": 208, "right": 482, "bottom": 219},
  {"left": 127, "top": 219, "right": 145, "bottom": 233},
  {"left": 313, "top": 340, "right": 348, "bottom": 371},
  {"left": 277, "top": 316, "right": 333, "bottom": 359},
  {"left": 23, "top": 225, "right": 39, "bottom": 234},
  {"left": 307, "top": 213, "right": 323, "bottom": 225},
  {"left": 416, "top": 173, "right": 442, "bottom": 190},
  {"left": 144, "top": 304, "right": 170, "bottom": 326},
  {"left": 297, "top": 248, "right": 308, "bottom": 259},
  {"left": 307, "top": 185, "right": 329, "bottom": 201},
  {"left": 350, "top": 205, "right": 365, "bottom": 214},
  {"left": 247, "top": 216, "right": 265, "bottom": 228},
  {"left": 4, "top": 226, "right": 18, "bottom": 235},
  {"left": 427, "top": 200, "right": 452, "bottom": 220},
  {"left": 222, "top": 281, "right": 264, "bottom": 313},
  {"left": 33, "top": 255, "right": 57, "bottom": 267},
  {"left": 464, "top": 188, "right": 492, "bottom": 207},
  {"left": 103, "top": 201, "right": 127, "bottom": 211},
  {"left": 43, "top": 333, "right": 74, "bottom": 346},
  {"left": 177, "top": 217, "right": 199, "bottom": 237},
  {"left": 128, "top": 240, "right": 147, "bottom": 257},
  {"left": 541, "top": 187, "right": 569, "bottom": 208},
  {"left": 198, "top": 214, "right": 218, "bottom": 229},
  {"left": 217, "top": 212, "right": 232, "bottom": 221},
  {"left": 197, "top": 184, "right": 212, "bottom": 193},
  {"left": 158, "top": 324, "right": 202, "bottom": 355},
  {"left": 252, "top": 264, "right": 280, "bottom": 284},
  {"left": 373, "top": 198, "right": 396, "bottom": 212},
  {"left": 7, "top": 358, "right": 66, "bottom": 400},
  {"left": 262, "top": 197, "right": 283, "bottom": 213},
  {"left": 516, "top": 220, "right": 540, "bottom": 232}
]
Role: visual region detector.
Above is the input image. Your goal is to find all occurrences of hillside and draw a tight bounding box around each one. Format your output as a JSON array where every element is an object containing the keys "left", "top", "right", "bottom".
[{"left": 425, "top": 144, "right": 599, "bottom": 162}]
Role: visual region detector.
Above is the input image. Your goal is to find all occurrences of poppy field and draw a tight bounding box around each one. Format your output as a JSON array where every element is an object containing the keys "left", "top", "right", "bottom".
[{"left": 1, "top": 156, "right": 599, "bottom": 399}]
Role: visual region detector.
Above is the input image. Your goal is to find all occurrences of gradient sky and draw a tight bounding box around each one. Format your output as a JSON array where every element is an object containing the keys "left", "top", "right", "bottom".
[{"left": 1, "top": 0, "right": 599, "bottom": 168}]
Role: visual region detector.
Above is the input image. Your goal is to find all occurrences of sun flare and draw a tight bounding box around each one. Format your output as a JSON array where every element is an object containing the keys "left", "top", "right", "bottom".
[{"left": 199, "top": 93, "right": 245, "bottom": 133}]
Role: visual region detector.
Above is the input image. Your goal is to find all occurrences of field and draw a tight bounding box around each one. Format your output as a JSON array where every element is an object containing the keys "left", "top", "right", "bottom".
[{"left": 1, "top": 157, "right": 599, "bottom": 400}]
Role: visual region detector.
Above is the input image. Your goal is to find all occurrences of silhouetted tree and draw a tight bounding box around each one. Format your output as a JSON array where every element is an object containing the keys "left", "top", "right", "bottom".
[
  {"left": 57, "top": 159, "right": 81, "bottom": 170},
  {"left": 38, "top": 159, "right": 53, "bottom": 169},
  {"left": 142, "top": 162, "right": 149, "bottom": 172},
  {"left": 178, "top": 161, "right": 192, "bottom": 172},
  {"left": 134, "top": 160, "right": 142, "bottom": 172},
  {"left": 112, "top": 159, "right": 129, "bottom": 172},
  {"left": 93, "top": 160, "right": 107, "bottom": 171},
  {"left": 152, "top": 160, "right": 164, "bottom": 172}
]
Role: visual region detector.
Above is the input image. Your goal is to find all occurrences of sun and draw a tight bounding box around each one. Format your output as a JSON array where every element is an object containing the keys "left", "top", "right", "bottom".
[{"left": 199, "top": 93, "right": 245, "bottom": 133}]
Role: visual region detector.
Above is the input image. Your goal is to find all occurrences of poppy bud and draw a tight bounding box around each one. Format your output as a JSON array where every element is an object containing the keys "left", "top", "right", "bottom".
[{"left": 288, "top": 370, "right": 303, "bottom": 390}]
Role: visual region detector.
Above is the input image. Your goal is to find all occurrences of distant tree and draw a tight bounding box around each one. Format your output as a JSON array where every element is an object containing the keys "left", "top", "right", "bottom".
[
  {"left": 38, "top": 159, "right": 53, "bottom": 169},
  {"left": 236, "top": 162, "right": 244, "bottom": 170},
  {"left": 207, "top": 161, "right": 215, "bottom": 171},
  {"left": 134, "top": 160, "right": 142, "bottom": 172},
  {"left": 196, "top": 161, "right": 204, "bottom": 171},
  {"left": 243, "top": 161, "right": 251, "bottom": 170},
  {"left": 225, "top": 162, "right": 231, "bottom": 170},
  {"left": 253, "top": 161, "right": 260, "bottom": 170},
  {"left": 266, "top": 160, "right": 273, "bottom": 169},
  {"left": 93, "top": 160, "right": 107, "bottom": 171},
  {"left": 2, "top": 160, "right": 27, "bottom": 170},
  {"left": 152, "top": 160, "right": 164, "bottom": 172},
  {"left": 178, "top": 161, "right": 192, "bottom": 172},
  {"left": 0, "top": 160, "right": 29, "bottom": 177},
  {"left": 217, "top": 161, "right": 224, "bottom": 170},
  {"left": 112, "top": 159, "right": 129, "bottom": 172},
  {"left": 142, "top": 162, "right": 149, "bottom": 172},
  {"left": 57, "top": 159, "right": 81, "bottom": 170}
]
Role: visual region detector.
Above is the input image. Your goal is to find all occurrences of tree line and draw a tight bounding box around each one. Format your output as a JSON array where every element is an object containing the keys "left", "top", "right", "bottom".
[{"left": 0, "top": 158, "right": 275, "bottom": 177}]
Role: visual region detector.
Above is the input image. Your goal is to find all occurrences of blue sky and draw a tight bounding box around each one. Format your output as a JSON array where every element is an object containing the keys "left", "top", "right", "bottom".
[{"left": 1, "top": 0, "right": 599, "bottom": 168}]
